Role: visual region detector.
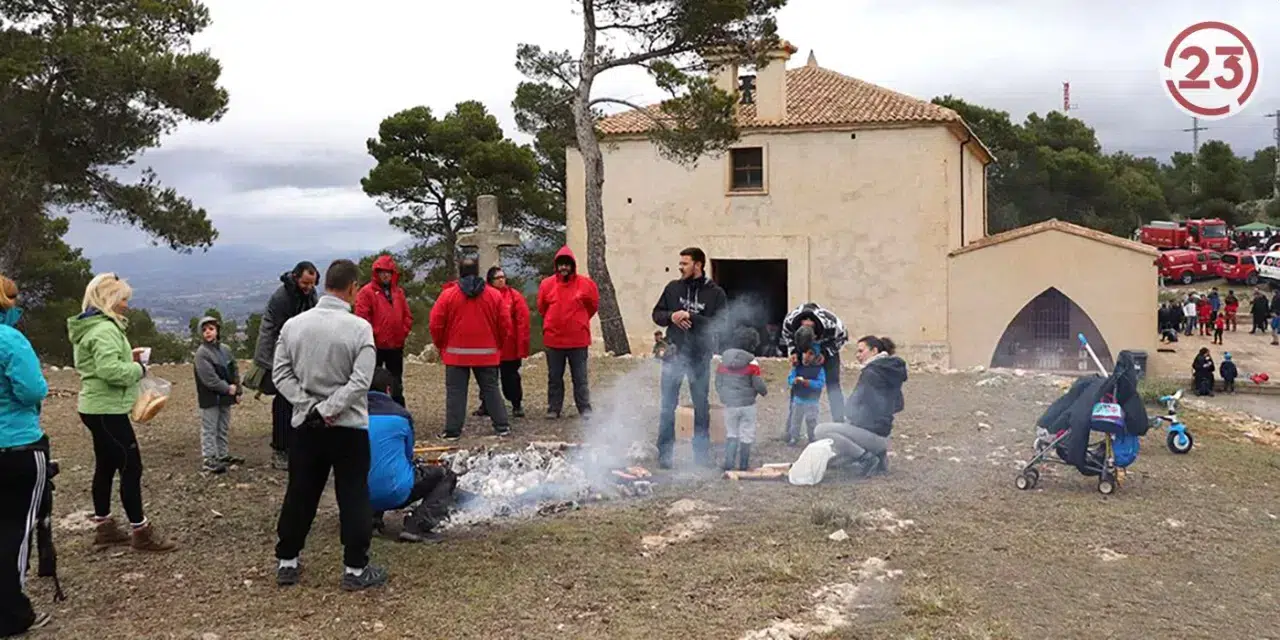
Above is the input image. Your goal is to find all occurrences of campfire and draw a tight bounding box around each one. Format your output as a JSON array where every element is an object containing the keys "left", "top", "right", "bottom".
[{"left": 434, "top": 442, "right": 655, "bottom": 529}]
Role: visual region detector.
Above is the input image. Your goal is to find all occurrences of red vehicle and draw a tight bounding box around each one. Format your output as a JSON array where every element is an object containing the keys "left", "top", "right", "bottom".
[
  {"left": 1157, "top": 249, "right": 1222, "bottom": 285},
  {"left": 1217, "top": 250, "right": 1262, "bottom": 285},
  {"left": 1139, "top": 218, "right": 1231, "bottom": 252}
]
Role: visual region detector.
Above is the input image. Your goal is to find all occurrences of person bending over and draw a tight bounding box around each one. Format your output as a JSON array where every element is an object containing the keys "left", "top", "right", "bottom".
[{"left": 367, "top": 367, "right": 458, "bottom": 543}]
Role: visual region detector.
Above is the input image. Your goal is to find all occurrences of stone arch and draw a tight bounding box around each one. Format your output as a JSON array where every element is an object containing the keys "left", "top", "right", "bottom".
[{"left": 990, "top": 287, "right": 1114, "bottom": 372}]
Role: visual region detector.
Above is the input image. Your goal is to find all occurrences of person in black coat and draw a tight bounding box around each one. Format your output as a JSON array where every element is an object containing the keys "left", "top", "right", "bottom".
[
  {"left": 1192, "top": 347, "right": 1215, "bottom": 396},
  {"left": 1250, "top": 291, "right": 1270, "bottom": 334},
  {"left": 652, "top": 247, "right": 728, "bottom": 469},
  {"left": 250, "top": 262, "right": 320, "bottom": 470}
]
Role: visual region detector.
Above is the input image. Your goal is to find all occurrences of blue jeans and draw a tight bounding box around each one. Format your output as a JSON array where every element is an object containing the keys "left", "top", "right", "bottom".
[{"left": 657, "top": 356, "right": 711, "bottom": 462}]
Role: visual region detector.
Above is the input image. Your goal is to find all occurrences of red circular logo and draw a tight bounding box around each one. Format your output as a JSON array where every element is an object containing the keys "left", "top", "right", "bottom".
[{"left": 1161, "top": 21, "right": 1261, "bottom": 120}]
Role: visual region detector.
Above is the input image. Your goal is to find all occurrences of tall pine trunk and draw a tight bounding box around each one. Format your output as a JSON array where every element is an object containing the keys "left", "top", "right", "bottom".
[{"left": 573, "top": 83, "right": 631, "bottom": 355}]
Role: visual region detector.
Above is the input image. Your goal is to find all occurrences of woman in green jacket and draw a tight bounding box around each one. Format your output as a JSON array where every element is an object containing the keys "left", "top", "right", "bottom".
[{"left": 68, "top": 274, "right": 175, "bottom": 552}]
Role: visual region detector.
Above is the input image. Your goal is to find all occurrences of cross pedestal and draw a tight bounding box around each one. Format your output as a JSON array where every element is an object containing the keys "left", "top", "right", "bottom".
[{"left": 457, "top": 194, "right": 521, "bottom": 270}]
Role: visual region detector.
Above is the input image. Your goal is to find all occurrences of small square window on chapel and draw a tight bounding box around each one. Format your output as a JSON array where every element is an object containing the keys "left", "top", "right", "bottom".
[{"left": 729, "top": 147, "right": 765, "bottom": 191}]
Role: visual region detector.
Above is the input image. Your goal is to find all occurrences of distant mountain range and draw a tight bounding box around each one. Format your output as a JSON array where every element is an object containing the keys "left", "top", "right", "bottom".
[{"left": 89, "top": 243, "right": 408, "bottom": 331}]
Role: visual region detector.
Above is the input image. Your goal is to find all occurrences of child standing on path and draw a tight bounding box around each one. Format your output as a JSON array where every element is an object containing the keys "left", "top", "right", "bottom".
[
  {"left": 786, "top": 326, "right": 826, "bottom": 446},
  {"left": 715, "top": 327, "right": 768, "bottom": 471},
  {"left": 193, "top": 317, "right": 243, "bottom": 473},
  {"left": 1219, "top": 353, "right": 1238, "bottom": 393},
  {"left": 1213, "top": 313, "right": 1225, "bottom": 345}
]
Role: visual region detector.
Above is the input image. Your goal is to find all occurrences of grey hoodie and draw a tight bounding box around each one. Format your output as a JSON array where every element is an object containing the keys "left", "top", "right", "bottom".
[{"left": 715, "top": 348, "right": 768, "bottom": 408}]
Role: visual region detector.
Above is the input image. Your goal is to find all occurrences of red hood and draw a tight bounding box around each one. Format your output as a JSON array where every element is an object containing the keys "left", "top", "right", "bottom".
[
  {"left": 553, "top": 246, "right": 577, "bottom": 276},
  {"left": 371, "top": 254, "right": 401, "bottom": 289}
]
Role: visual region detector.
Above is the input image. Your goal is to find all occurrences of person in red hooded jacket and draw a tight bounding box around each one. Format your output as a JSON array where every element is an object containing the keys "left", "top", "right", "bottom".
[
  {"left": 537, "top": 247, "right": 599, "bottom": 419},
  {"left": 429, "top": 258, "right": 512, "bottom": 439},
  {"left": 472, "top": 266, "right": 531, "bottom": 418},
  {"left": 355, "top": 255, "right": 414, "bottom": 406}
]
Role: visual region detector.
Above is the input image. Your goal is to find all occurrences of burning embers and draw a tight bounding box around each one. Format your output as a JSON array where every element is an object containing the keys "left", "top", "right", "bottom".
[{"left": 439, "top": 442, "right": 655, "bottom": 528}]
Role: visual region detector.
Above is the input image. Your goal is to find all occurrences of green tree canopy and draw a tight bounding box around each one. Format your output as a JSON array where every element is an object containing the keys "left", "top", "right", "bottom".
[
  {"left": 0, "top": 0, "right": 230, "bottom": 276},
  {"left": 360, "top": 101, "right": 544, "bottom": 285},
  {"left": 934, "top": 95, "right": 1275, "bottom": 234},
  {"left": 517, "top": 0, "right": 789, "bottom": 354}
]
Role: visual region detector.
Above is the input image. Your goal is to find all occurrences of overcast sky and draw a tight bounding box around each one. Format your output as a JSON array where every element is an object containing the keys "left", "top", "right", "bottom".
[{"left": 67, "top": 0, "right": 1279, "bottom": 258}]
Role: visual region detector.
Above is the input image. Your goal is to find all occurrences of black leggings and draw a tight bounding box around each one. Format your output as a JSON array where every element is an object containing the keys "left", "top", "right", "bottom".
[{"left": 79, "top": 413, "right": 145, "bottom": 525}]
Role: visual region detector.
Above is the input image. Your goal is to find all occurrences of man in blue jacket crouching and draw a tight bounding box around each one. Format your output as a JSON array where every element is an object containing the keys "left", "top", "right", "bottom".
[{"left": 367, "top": 368, "right": 457, "bottom": 542}]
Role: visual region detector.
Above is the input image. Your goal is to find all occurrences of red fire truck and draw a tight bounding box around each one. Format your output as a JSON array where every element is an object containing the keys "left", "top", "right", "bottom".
[{"left": 1137, "top": 218, "right": 1231, "bottom": 252}]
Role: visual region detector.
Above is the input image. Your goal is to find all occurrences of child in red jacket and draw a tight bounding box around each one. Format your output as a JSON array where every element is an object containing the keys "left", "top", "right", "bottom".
[
  {"left": 1196, "top": 298, "right": 1211, "bottom": 336},
  {"left": 1213, "top": 313, "right": 1225, "bottom": 345}
]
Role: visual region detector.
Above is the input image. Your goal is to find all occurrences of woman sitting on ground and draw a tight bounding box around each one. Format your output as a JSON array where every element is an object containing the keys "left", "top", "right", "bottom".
[{"left": 813, "top": 335, "right": 907, "bottom": 476}]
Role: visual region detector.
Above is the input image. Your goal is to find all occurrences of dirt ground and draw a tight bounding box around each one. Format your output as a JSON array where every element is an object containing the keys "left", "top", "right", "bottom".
[{"left": 28, "top": 355, "right": 1280, "bottom": 639}]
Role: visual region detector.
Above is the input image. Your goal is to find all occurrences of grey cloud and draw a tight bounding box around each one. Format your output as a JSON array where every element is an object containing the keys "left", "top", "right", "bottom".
[{"left": 137, "top": 147, "right": 374, "bottom": 194}]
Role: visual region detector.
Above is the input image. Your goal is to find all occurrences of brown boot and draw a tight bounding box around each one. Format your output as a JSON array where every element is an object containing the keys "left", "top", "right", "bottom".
[
  {"left": 130, "top": 522, "right": 177, "bottom": 552},
  {"left": 92, "top": 517, "right": 131, "bottom": 550}
]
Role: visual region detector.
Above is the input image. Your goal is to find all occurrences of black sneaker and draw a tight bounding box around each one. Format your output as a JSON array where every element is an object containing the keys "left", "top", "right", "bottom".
[
  {"left": 397, "top": 529, "right": 443, "bottom": 544},
  {"left": 201, "top": 458, "right": 228, "bottom": 474},
  {"left": 271, "top": 450, "right": 289, "bottom": 471},
  {"left": 276, "top": 563, "right": 301, "bottom": 586},
  {"left": 340, "top": 565, "right": 389, "bottom": 591},
  {"left": 29, "top": 612, "right": 51, "bottom": 631},
  {"left": 439, "top": 431, "right": 461, "bottom": 441},
  {"left": 545, "top": 410, "right": 560, "bottom": 420},
  {"left": 494, "top": 426, "right": 511, "bottom": 437},
  {"left": 512, "top": 407, "right": 525, "bottom": 418},
  {"left": 220, "top": 454, "right": 246, "bottom": 466}
]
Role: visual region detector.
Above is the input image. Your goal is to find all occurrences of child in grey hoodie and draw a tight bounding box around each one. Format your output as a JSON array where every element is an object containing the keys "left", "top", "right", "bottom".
[
  {"left": 193, "top": 316, "right": 243, "bottom": 473},
  {"left": 715, "top": 327, "right": 768, "bottom": 471}
]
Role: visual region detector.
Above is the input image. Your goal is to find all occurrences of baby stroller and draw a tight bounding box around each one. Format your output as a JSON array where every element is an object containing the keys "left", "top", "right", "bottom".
[{"left": 1017, "top": 336, "right": 1149, "bottom": 495}]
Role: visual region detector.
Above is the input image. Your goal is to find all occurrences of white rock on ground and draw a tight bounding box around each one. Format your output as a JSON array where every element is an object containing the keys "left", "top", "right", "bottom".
[{"left": 739, "top": 557, "right": 903, "bottom": 640}]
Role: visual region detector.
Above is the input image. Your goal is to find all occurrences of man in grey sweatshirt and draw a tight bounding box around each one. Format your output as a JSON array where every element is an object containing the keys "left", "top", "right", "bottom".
[
  {"left": 271, "top": 259, "right": 386, "bottom": 592},
  {"left": 715, "top": 327, "right": 768, "bottom": 471}
]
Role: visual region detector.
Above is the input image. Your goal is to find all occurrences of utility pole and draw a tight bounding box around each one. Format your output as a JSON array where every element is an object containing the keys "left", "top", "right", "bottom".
[
  {"left": 1183, "top": 117, "right": 1208, "bottom": 194},
  {"left": 1268, "top": 109, "right": 1280, "bottom": 199}
]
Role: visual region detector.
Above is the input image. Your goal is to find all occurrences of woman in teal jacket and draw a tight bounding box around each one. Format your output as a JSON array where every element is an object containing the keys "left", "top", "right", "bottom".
[
  {"left": 0, "top": 275, "right": 53, "bottom": 635},
  {"left": 68, "top": 274, "right": 175, "bottom": 553}
]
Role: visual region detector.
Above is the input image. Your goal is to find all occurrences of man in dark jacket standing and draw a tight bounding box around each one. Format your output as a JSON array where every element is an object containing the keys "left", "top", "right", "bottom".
[
  {"left": 652, "top": 247, "right": 727, "bottom": 468},
  {"left": 1250, "top": 290, "right": 1270, "bottom": 334},
  {"left": 355, "top": 255, "right": 413, "bottom": 407},
  {"left": 252, "top": 262, "right": 319, "bottom": 471},
  {"left": 429, "top": 259, "right": 513, "bottom": 439}
]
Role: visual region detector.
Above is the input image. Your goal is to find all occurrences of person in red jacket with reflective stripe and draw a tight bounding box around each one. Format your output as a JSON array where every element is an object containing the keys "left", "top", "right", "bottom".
[
  {"left": 428, "top": 259, "right": 512, "bottom": 438},
  {"left": 473, "top": 266, "right": 531, "bottom": 418},
  {"left": 355, "top": 255, "right": 414, "bottom": 406},
  {"left": 536, "top": 247, "right": 599, "bottom": 419}
]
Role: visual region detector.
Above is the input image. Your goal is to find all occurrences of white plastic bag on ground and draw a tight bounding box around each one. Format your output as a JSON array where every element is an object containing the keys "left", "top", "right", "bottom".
[{"left": 788, "top": 439, "right": 837, "bottom": 486}]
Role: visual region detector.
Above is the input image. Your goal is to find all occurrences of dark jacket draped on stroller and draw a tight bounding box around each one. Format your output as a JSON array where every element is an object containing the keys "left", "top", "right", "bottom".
[{"left": 1035, "top": 351, "right": 1149, "bottom": 475}]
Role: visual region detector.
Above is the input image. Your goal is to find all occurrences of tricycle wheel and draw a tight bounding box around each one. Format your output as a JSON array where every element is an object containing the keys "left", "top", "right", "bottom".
[
  {"left": 1015, "top": 470, "right": 1038, "bottom": 491},
  {"left": 1166, "top": 430, "right": 1194, "bottom": 454},
  {"left": 1097, "top": 476, "right": 1116, "bottom": 495}
]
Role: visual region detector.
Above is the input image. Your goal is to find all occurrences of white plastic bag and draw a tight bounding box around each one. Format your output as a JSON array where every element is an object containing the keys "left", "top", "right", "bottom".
[
  {"left": 131, "top": 377, "right": 172, "bottom": 424},
  {"left": 788, "top": 439, "right": 837, "bottom": 486}
]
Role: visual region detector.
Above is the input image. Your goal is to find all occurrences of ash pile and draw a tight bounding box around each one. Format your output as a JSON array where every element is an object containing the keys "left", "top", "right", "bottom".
[{"left": 439, "top": 442, "right": 654, "bottom": 529}]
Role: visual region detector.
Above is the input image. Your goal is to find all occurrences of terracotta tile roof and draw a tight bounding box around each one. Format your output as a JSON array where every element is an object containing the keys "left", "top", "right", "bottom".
[
  {"left": 949, "top": 219, "right": 1160, "bottom": 258},
  {"left": 596, "top": 64, "right": 961, "bottom": 135}
]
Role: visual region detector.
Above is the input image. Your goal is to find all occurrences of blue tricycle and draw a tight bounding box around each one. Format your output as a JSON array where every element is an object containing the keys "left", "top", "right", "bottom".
[{"left": 1152, "top": 389, "right": 1194, "bottom": 454}]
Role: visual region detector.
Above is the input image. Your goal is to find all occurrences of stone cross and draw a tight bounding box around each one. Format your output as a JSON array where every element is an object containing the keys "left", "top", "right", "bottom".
[{"left": 457, "top": 194, "right": 521, "bottom": 270}]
